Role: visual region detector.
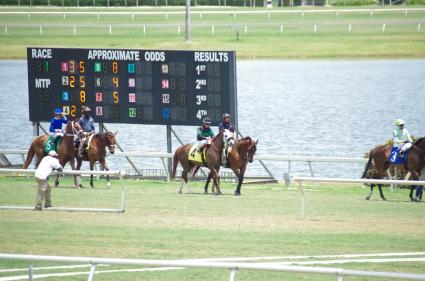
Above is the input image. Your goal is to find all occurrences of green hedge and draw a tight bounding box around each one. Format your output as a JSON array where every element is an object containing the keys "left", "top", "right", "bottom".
[{"left": 329, "top": 0, "right": 376, "bottom": 6}]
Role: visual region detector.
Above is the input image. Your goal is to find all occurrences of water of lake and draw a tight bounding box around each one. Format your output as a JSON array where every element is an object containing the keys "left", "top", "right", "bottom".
[{"left": 0, "top": 59, "right": 424, "bottom": 178}]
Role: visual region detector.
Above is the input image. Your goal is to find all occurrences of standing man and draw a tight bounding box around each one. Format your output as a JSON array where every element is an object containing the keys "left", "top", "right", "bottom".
[
  {"left": 77, "top": 106, "right": 96, "bottom": 158},
  {"left": 34, "top": 151, "right": 63, "bottom": 211}
]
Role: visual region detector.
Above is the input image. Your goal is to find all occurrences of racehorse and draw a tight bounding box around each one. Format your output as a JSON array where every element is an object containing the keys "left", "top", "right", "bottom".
[
  {"left": 171, "top": 131, "right": 225, "bottom": 195},
  {"left": 193, "top": 137, "right": 258, "bottom": 196},
  {"left": 23, "top": 121, "right": 83, "bottom": 188},
  {"left": 362, "top": 137, "right": 425, "bottom": 201},
  {"left": 75, "top": 131, "right": 117, "bottom": 188}
]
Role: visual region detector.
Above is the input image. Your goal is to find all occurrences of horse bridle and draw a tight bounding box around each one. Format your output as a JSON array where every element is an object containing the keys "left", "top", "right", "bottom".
[{"left": 64, "top": 121, "right": 82, "bottom": 137}]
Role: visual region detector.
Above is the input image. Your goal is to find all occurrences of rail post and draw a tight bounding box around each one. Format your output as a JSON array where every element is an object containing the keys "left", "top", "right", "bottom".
[
  {"left": 229, "top": 269, "right": 237, "bottom": 281},
  {"left": 166, "top": 125, "right": 172, "bottom": 180},
  {"left": 119, "top": 172, "right": 126, "bottom": 212},
  {"left": 300, "top": 181, "right": 305, "bottom": 220},
  {"left": 87, "top": 263, "right": 97, "bottom": 281},
  {"left": 28, "top": 264, "right": 33, "bottom": 281}
]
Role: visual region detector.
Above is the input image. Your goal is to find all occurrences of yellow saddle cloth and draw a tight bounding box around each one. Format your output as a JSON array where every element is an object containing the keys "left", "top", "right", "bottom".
[{"left": 188, "top": 144, "right": 206, "bottom": 163}]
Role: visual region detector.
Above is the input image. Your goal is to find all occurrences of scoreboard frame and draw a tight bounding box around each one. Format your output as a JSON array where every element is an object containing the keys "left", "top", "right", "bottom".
[{"left": 27, "top": 47, "right": 238, "bottom": 128}]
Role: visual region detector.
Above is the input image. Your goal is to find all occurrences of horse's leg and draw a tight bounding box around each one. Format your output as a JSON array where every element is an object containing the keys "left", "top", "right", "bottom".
[
  {"left": 69, "top": 158, "right": 80, "bottom": 189},
  {"left": 366, "top": 184, "right": 373, "bottom": 200},
  {"left": 89, "top": 160, "right": 95, "bottom": 188},
  {"left": 235, "top": 165, "right": 246, "bottom": 196},
  {"left": 378, "top": 184, "right": 387, "bottom": 201},
  {"left": 76, "top": 159, "right": 84, "bottom": 189},
  {"left": 211, "top": 169, "right": 221, "bottom": 195},
  {"left": 100, "top": 158, "right": 110, "bottom": 188},
  {"left": 179, "top": 169, "right": 190, "bottom": 194},
  {"left": 204, "top": 172, "right": 212, "bottom": 194}
]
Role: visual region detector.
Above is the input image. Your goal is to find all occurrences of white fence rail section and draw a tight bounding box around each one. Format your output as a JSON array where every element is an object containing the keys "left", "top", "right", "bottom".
[
  {"left": 292, "top": 176, "right": 425, "bottom": 219},
  {"left": 0, "top": 168, "right": 126, "bottom": 213},
  {"left": 1, "top": 8, "right": 425, "bottom": 16},
  {"left": 0, "top": 148, "right": 367, "bottom": 180},
  {"left": 1, "top": 253, "right": 425, "bottom": 281}
]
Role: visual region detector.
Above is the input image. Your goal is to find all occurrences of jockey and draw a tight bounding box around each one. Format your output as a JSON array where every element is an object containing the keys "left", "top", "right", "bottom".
[
  {"left": 218, "top": 113, "right": 235, "bottom": 133},
  {"left": 393, "top": 119, "right": 413, "bottom": 157},
  {"left": 49, "top": 108, "right": 68, "bottom": 146},
  {"left": 219, "top": 113, "right": 236, "bottom": 167},
  {"left": 77, "top": 106, "right": 95, "bottom": 158},
  {"left": 197, "top": 117, "right": 214, "bottom": 152}
]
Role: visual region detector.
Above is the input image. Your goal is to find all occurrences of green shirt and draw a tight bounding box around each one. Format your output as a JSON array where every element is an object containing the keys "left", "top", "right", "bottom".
[{"left": 197, "top": 126, "right": 214, "bottom": 140}]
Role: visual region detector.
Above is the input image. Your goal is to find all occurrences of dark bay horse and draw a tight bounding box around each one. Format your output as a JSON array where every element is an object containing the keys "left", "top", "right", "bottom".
[
  {"left": 194, "top": 137, "right": 258, "bottom": 196},
  {"left": 75, "top": 132, "right": 117, "bottom": 188},
  {"left": 171, "top": 131, "right": 225, "bottom": 195},
  {"left": 362, "top": 137, "right": 425, "bottom": 201},
  {"left": 23, "top": 121, "right": 82, "bottom": 188}
]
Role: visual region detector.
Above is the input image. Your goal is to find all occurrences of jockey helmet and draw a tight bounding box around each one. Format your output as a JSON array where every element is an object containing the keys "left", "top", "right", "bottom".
[
  {"left": 54, "top": 108, "right": 63, "bottom": 115},
  {"left": 83, "top": 106, "right": 91, "bottom": 112},
  {"left": 48, "top": 151, "right": 58, "bottom": 157},
  {"left": 394, "top": 119, "right": 405, "bottom": 126},
  {"left": 222, "top": 113, "right": 230, "bottom": 120},
  {"left": 202, "top": 117, "right": 212, "bottom": 125}
]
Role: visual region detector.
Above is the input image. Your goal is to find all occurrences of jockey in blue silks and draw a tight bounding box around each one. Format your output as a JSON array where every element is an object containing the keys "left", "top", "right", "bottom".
[
  {"left": 393, "top": 119, "right": 413, "bottom": 157},
  {"left": 49, "top": 108, "right": 68, "bottom": 145}
]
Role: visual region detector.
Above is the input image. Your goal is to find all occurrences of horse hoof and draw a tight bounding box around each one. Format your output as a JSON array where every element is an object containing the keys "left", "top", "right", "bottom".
[
  {"left": 382, "top": 198, "right": 388, "bottom": 201},
  {"left": 235, "top": 192, "right": 241, "bottom": 196},
  {"left": 204, "top": 191, "right": 208, "bottom": 194},
  {"left": 106, "top": 182, "right": 111, "bottom": 188},
  {"left": 79, "top": 184, "right": 84, "bottom": 189},
  {"left": 365, "top": 196, "right": 370, "bottom": 200},
  {"left": 55, "top": 182, "right": 59, "bottom": 188},
  {"left": 178, "top": 190, "right": 182, "bottom": 194}
]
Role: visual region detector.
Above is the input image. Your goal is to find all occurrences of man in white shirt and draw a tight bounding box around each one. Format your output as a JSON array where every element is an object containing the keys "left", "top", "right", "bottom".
[{"left": 34, "top": 151, "right": 63, "bottom": 211}]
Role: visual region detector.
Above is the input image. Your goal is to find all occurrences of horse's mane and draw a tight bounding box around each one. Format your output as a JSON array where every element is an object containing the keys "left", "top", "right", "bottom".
[
  {"left": 213, "top": 130, "right": 224, "bottom": 141},
  {"left": 414, "top": 137, "right": 425, "bottom": 147}
]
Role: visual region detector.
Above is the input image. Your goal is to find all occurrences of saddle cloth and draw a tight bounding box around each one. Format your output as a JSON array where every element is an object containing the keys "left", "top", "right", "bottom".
[
  {"left": 188, "top": 144, "right": 206, "bottom": 163},
  {"left": 389, "top": 147, "right": 409, "bottom": 164},
  {"left": 44, "top": 136, "right": 61, "bottom": 154}
]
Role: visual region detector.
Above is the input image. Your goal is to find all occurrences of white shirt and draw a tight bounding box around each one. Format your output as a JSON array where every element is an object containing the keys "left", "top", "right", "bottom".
[
  {"left": 393, "top": 128, "right": 413, "bottom": 146},
  {"left": 35, "top": 156, "right": 63, "bottom": 180}
]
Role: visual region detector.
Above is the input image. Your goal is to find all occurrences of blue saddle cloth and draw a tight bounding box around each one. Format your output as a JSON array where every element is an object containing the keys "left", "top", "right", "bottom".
[{"left": 389, "top": 147, "right": 408, "bottom": 164}]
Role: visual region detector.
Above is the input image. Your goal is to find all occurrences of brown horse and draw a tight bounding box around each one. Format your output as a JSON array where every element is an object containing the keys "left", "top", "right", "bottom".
[
  {"left": 194, "top": 137, "right": 258, "bottom": 196},
  {"left": 171, "top": 131, "right": 225, "bottom": 195},
  {"left": 23, "top": 121, "right": 83, "bottom": 188},
  {"left": 75, "top": 132, "right": 117, "bottom": 188},
  {"left": 362, "top": 137, "right": 425, "bottom": 201}
]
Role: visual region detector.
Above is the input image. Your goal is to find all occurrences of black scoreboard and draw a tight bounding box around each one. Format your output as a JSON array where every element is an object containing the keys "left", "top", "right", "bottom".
[{"left": 27, "top": 47, "right": 237, "bottom": 126}]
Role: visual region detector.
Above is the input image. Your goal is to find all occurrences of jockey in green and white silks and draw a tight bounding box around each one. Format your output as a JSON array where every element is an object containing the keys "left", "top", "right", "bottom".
[
  {"left": 393, "top": 119, "right": 413, "bottom": 156},
  {"left": 197, "top": 117, "right": 215, "bottom": 151}
]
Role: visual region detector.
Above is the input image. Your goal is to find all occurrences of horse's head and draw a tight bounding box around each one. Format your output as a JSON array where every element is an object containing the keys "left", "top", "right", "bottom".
[
  {"left": 223, "top": 129, "right": 235, "bottom": 144},
  {"left": 105, "top": 131, "right": 117, "bottom": 154},
  {"left": 66, "top": 121, "right": 82, "bottom": 136},
  {"left": 247, "top": 139, "right": 258, "bottom": 163}
]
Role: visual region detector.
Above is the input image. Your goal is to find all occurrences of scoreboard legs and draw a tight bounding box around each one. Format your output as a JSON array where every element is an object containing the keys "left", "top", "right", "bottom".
[{"left": 166, "top": 125, "right": 172, "bottom": 181}]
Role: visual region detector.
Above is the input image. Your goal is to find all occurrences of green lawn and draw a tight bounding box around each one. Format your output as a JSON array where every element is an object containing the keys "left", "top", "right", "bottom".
[
  {"left": 0, "top": 6, "right": 424, "bottom": 58},
  {"left": 0, "top": 176, "right": 424, "bottom": 280}
]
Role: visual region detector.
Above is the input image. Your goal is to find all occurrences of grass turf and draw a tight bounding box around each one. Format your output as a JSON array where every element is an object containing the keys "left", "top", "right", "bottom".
[
  {"left": 0, "top": 176, "right": 424, "bottom": 280},
  {"left": 0, "top": 6, "right": 424, "bottom": 58}
]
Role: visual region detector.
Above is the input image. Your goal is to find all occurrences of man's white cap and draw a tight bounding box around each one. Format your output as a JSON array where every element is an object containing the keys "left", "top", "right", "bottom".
[{"left": 48, "top": 151, "right": 58, "bottom": 157}]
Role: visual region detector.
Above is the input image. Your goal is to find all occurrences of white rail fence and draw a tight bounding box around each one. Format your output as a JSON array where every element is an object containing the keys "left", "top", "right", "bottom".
[
  {"left": 0, "top": 168, "right": 126, "bottom": 213},
  {"left": 1, "top": 22, "right": 423, "bottom": 37},
  {"left": 1, "top": 253, "right": 425, "bottom": 281},
  {"left": 292, "top": 176, "right": 425, "bottom": 219},
  {"left": 0, "top": 148, "right": 367, "bottom": 180}
]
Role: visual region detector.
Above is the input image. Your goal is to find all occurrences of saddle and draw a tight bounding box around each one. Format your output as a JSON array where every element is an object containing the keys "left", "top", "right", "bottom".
[
  {"left": 188, "top": 144, "right": 207, "bottom": 164},
  {"left": 389, "top": 147, "right": 409, "bottom": 164},
  {"left": 44, "top": 136, "right": 61, "bottom": 155}
]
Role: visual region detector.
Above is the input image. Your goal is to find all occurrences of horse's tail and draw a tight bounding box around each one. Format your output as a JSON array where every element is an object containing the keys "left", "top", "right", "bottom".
[
  {"left": 23, "top": 144, "right": 36, "bottom": 169},
  {"left": 361, "top": 151, "right": 373, "bottom": 179},
  {"left": 171, "top": 150, "right": 179, "bottom": 179}
]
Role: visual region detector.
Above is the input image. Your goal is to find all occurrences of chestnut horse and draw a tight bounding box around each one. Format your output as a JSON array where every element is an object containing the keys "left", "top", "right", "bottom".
[
  {"left": 23, "top": 121, "right": 82, "bottom": 188},
  {"left": 193, "top": 137, "right": 258, "bottom": 196},
  {"left": 171, "top": 131, "right": 225, "bottom": 195},
  {"left": 75, "top": 131, "right": 117, "bottom": 188},
  {"left": 362, "top": 137, "right": 425, "bottom": 201}
]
